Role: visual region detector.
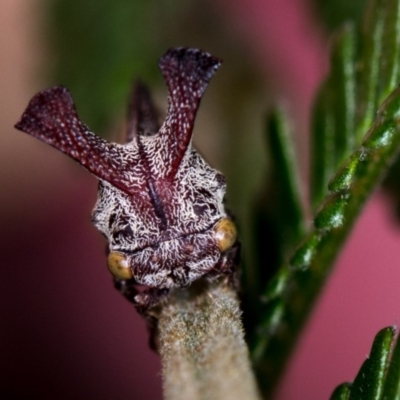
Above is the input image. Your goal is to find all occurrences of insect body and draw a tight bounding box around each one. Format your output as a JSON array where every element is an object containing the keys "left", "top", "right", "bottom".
[{"left": 15, "top": 48, "right": 237, "bottom": 311}]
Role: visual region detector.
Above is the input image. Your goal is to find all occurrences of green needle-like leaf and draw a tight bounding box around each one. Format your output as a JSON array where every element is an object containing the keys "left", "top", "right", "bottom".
[
  {"left": 331, "top": 24, "right": 357, "bottom": 164},
  {"left": 311, "top": 24, "right": 357, "bottom": 209},
  {"left": 245, "top": 108, "right": 305, "bottom": 329},
  {"left": 356, "top": 0, "right": 400, "bottom": 140},
  {"left": 381, "top": 326, "right": 400, "bottom": 398},
  {"left": 266, "top": 108, "right": 306, "bottom": 248},
  {"left": 330, "top": 383, "right": 352, "bottom": 400},
  {"left": 356, "top": 0, "right": 385, "bottom": 140},
  {"left": 349, "top": 327, "right": 395, "bottom": 399},
  {"left": 329, "top": 327, "right": 397, "bottom": 400},
  {"left": 378, "top": 0, "right": 400, "bottom": 102},
  {"left": 310, "top": 83, "right": 336, "bottom": 209}
]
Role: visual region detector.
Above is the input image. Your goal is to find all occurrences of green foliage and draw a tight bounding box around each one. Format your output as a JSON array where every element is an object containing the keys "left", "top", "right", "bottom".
[
  {"left": 247, "top": 108, "right": 305, "bottom": 309},
  {"left": 249, "top": 0, "right": 400, "bottom": 396},
  {"left": 311, "top": 23, "right": 356, "bottom": 208},
  {"left": 264, "top": 108, "right": 306, "bottom": 254},
  {"left": 330, "top": 326, "right": 400, "bottom": 400}
]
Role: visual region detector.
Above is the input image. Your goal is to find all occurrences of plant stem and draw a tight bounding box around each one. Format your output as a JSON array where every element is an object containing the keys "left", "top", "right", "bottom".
[{"left": 158, "top": 279, "right": 260, "bottom": 400}]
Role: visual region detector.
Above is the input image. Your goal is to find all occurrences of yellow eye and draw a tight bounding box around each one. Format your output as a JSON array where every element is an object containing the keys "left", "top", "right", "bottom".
[
  {"left": 107, "top": 252, "right": 133, "bottom": 280},
  {"left": 214, "top": 218, "right": 237, "bottom": 252}
]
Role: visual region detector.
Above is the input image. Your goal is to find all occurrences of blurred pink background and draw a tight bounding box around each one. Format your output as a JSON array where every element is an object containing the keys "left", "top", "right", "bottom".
[{"left": 2, "top": 1, "right": 400, "bottom": 399}]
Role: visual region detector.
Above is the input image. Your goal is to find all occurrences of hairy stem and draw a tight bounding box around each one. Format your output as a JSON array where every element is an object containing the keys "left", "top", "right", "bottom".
[{"left": 158, "top": 280, "right": 260, "bottom": 400}]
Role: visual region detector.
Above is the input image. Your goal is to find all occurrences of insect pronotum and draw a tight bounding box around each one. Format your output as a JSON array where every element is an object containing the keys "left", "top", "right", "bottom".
[{"left": 15, "top": 47, "right": 238, "bottom": 314}]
